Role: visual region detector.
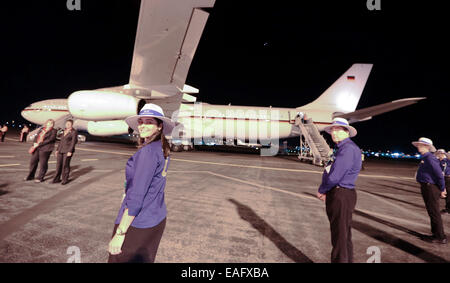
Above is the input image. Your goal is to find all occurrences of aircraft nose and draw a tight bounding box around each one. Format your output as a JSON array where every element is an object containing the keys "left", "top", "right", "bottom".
[{"left": 21, "top": 106, "right": 35, "bottom": 122}]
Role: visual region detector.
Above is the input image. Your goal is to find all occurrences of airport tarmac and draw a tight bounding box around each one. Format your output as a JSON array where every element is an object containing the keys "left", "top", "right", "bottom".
[{"left": 0, "top": 135, "right": 449, "bottom": 263}]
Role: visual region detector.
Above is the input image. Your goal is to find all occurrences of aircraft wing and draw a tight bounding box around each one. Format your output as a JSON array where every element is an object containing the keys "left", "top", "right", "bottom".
[
  {"left": 129, "top": 0, "right": 215, "bottom": 95},
  {"left": 148, "top": 94, "right": 185, "bottom": 121},
  {"left": 335, "top": 97, "right": 426, "bottom": 123}
]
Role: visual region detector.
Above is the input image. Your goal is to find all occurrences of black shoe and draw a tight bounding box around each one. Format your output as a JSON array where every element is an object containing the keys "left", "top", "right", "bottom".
[
  {"left": 431, "top": 238, "right": 447, "bottom": 244},
  {"left": 421, "top": 236, "right": 447, "bottom": 244},
  {"left": 24, "top": 177, "right": 33, "bottom": 181},
  {"left": 441, "top": 209, "right": 450, "bottom": 214},
  {"left": 52, "top": 179, "right": 61, "bottom": 184},
  {"left": 61, "top": 180, "right": 68, "bottom": 185}
]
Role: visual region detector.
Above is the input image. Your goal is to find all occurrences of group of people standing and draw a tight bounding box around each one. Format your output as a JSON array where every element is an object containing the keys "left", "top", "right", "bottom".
[
  {"left": 5, "top": 106, "right": 449, "bottom": 263},
  {"left": 24, "top": 119, "right": 78, "bottom": 185},
  {"left": 317, "top": 118, "right": 448, "bottom": 263},
  {"left": 0, "top": 124, "right": 30, "bottom": 142}
]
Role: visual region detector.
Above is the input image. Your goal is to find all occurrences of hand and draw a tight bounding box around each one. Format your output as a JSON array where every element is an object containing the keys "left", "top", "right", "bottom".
[
  {"left": 108, "top": 234, "right": 125, "bottom": 255},
  {"left": 67, "top": 152, "right": 72, "bottom": 157},
  {"left": 441, "top": 189, "right": 447, "bottom": 199},
  {"left": 55, "top": 151, "right": 58, "bottom": 157},
  {"left": 33, "top": 143, "right": 39, "bottom": 148},
  {"left": 317, "top": 192, "right": 326, "bottom": 202}
]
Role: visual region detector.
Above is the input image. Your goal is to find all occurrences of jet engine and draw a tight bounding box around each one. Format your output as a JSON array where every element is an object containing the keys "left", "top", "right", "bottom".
[
  {"left": 87, "top": 120, "right": 130, "bottom": 137},
  {"left": 68, "top": 91, "right": 146, "bottom": 121}
]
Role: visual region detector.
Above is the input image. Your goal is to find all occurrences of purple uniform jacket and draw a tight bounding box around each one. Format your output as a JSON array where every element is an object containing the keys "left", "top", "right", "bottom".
[
  {"left": 318, "top": 138, "right": 362, "bottom": 194},
  {"left": 416, "top": 152, "right": 445, "bottom": 191},
  {"left": 115, "top": 140, "right": 169, "bottom": 228},
  {"left": 439, "top": 158, "right": 450, "bottom": 176}
]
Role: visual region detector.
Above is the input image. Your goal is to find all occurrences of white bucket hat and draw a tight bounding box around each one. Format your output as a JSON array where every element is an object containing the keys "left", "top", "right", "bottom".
[
  {"left": 412, "top": 137, "right": 436, "bottom": 152},
  {"left": 323, "top": 118, "right": 357, "bottom": 137},
  {"left": 125, "top": 104, "right": 175, "bottom": 136},
  {"left": 435, "top": 149, "right": 449, "bottom": 158}
]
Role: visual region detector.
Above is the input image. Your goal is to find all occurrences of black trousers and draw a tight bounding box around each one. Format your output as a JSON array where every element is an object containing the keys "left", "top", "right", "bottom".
[
  {"left": 445, "top": 177, "right": 450, "bottom": 210},
  {"left": 326, "top": 187, "right": 357, "bottom": 263},
  {"left": 420, "top": 183, "right": 446, "bottom": 239},
  {"left": 108, "top": 218, "right": 166, "bottom": 263},
  {"left": 53, "top": 152, "right": 73, "bottom": 182},
  {"left": 0, "top": 132, "right": 5, "bottom": 142},
  {"left": 27, "top": 149, "right": 52, "bottom": 181},
  {"left": 20, "top": 132, "right": 28, "bottom": 142}
]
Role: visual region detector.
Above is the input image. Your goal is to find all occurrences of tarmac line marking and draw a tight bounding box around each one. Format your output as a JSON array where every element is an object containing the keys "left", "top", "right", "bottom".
[
  {"left": 48, "top": 161, "right": 57, "bottom": 164},
  {"left": 171, "top": 158, "right": 325, "bottom": 174},
  {"left": 76, "top": 147, "right": 133, "bottom": 156},
  {"left": 0, "top": 164, "right": 21, "bottom": 167},
  {"left": 170, "top": 170, "right": 432, "bottom": 230},
  {"left": 77, "top": 146, "right": 415, "bottom": 181},
  {"left": 357, "top": 190, "right": 427, "bottom": 221},
  {"left": 170, "top": 170, "right": 323, "bottom": 205},
  {"left": 81, "top": 159, "right": 99, "bottom": 162},
  {"left": 172, "top": 159, "right": 416, "bottom": 181},
  {"left": 0, "top": 169, "right": 121, "bottom": 242},
  {"left": 359, "top": 174, "right": 415, "bottom": 181},
  {"left": 0, "top": 156, "right": 15, "bottom": 158},
  {"left": 356, "top": 208, "right": 430, "bottom": 230}
]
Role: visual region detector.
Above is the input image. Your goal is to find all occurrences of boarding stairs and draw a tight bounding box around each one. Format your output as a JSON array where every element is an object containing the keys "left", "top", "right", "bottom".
[{"left": 294, "top": 117, "right": 331, "bottom": 166}]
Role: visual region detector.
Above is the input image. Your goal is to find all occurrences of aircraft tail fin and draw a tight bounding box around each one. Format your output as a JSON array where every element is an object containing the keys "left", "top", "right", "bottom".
[
  {"left": 301, "top": 64, "right": 373, "bottom": 114},
  {"left": 129, "top": 0, "right": 215, "bottom": 92}
]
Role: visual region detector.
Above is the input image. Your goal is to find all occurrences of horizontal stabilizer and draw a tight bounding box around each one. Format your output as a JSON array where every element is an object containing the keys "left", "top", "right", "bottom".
[{"left": 335, "top": 97, "right": 426, "bottom": 123}]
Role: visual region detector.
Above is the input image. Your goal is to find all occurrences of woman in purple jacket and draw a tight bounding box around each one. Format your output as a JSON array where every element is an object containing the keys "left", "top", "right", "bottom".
[{"left": 108, "top": 104, "right": 174, "bottom": 263}]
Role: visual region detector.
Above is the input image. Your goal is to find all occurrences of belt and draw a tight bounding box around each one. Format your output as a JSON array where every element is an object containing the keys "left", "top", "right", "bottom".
[{"left": 334, "top": 185, "right": 353, "bottom": 190}]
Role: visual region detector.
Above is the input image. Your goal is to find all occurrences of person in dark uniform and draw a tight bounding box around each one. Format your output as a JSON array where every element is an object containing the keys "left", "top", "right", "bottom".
[
  {"left": 435, "top": 149, "right": 450, "bottom": 214},
  {"left": 317, "top": 118, "right": 361, "bottom": 263},
  {"left": 412, "top": 138, "right": 447, "bottom": 244},
  {"left": 20, "top": 124, "right": 30, "bottom": 142},
  {"left": 108, "top": 104, "right": 174, "bottom": 263},
  {"left": 1, "top": 124, "right": 8, "bottom": 142},
  {"left": 52, "top": 119, "right": 78, "bottom": 185},
  {"left": 24, "top": 119, "right": 57, "bottom": 183}
]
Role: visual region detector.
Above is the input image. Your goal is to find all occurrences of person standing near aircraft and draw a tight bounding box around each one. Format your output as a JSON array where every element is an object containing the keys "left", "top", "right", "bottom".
[
  {"left": 20, "top": 124, "right": 30, "bottom": 142},
  {"left": 24, "top": 119, "right": 57, "bottom": 183},
  {"left": 52, "top": 120, "right": 78, "bottom": 185},
  {"left": 317, "top": 118, "right": 361, "bottom": 263},
  {"left": 435, "top": 149, "right": 450, "bottom": 214},
  {"left": 108, "top": 104, "right": 174, "bottom": 263},
  {"left": 1, "top": 124, "right": 8, "bottom": 142},
  {"left": 412, "top": 138, "right": 447, "bottom": 244}
]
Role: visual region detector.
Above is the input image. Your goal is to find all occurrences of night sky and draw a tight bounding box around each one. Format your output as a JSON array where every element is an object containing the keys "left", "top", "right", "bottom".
[{"left": 1, "top": 0, "right": 449, "bottom": 154}]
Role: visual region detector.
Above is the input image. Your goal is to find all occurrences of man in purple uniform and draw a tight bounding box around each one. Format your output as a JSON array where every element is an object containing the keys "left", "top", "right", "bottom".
[
  {"left": 413, "top": 139, "right": 447, "bottom": 244},
  {"left": 435, "top": 149, "right": 450, "bottom": 214},
  {"left": 317, "top": 118, "right": 361, "bottom": 263}
]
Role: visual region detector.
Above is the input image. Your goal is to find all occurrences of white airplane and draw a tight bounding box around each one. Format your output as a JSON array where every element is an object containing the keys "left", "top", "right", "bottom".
[
  {"left": 22, "top": 0, "right": 216, "bottom": 136},
  {"left": 21, "top": 0, "right": 425, "bottom": 150}
]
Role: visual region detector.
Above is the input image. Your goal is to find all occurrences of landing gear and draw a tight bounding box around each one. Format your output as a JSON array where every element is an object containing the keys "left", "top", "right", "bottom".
[{"left": 170, "top": 141, "right": 194, "bottom": 152}]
